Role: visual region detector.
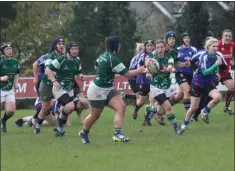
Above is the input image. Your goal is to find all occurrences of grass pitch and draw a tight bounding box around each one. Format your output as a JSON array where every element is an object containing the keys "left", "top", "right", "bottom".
[{"left": 1, "top": 102, "right": 234, "bottom": 171}]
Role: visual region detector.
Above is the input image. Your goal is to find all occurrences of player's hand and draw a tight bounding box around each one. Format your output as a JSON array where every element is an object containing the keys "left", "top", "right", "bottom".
[
  {"left": 171, "top": 67, "right": 176, "bottom": 73},
  {"left": 160, "top": 65, "right": 168, "bottom": 73},
  {"left": 53, "top": 81, "right": 60, "bottom": 91},
  {"left": 0, "top": 76, "right": 8, "bottom": 81},
  {"left": 137, "top": 65, "right": 147, "bottom": 73},
  {"left": 215, "top": 57, "right": 222, "bottom": 66},
  {"left": 14, "top": 84, "right": 19, "bottom": 90},
  {"left": 146, "top": 72, "right": 152, "bottom": 79},
  {"left": 230, "top": 60, "right": 234, "bottom": 67},
  {"left": 185, "top": 57, "right": 191, "bottom": 61},
  {"left": 80, "top": 74, "right": 84, "bottom": 80},
  {"left": 184, "top": 60, "right": 191, "bottom": 67},
  {"left": 33, "top": 78, "right": 38, "bottom": 85},
  {"left": 216, "top": 74, "right": 221, "bottom": 81}
]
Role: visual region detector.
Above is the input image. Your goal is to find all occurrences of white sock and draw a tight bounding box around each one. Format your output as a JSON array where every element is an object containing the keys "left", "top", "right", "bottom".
[{"left": 23, "top": 116, "right": 33, "bottom": 122}]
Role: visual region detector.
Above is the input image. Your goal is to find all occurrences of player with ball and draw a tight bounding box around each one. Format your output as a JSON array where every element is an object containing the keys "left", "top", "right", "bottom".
[{"left": 144, "top": 40, "right": 182, "bottom": 134}]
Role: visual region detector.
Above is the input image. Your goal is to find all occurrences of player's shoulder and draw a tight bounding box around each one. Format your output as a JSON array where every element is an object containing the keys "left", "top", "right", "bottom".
[
  {"left": 176, "top": 46, "right": 182, "bottom": 50},
  {"left": 147, "top": 53, "right": 155, "bottom": 58},
  {"left": 57, "top": 55, "right": 67, "bottom": 62},
  {"left": 195, "top": 49, "right": 206, "bottom": 55},
  {"left": 75, "top": 56, "right": 80, "bottom": 60},
  {"left": 165, "top": 53, "right": 173, "bottom": 59},
  {"left": 230, "top": 41, "right": 235, "bottom": 47},
  {"left": 190, "top": 46, "right": 197, "bottom": 52},
  {"left": 12, "top": 57, "right": 19, "bottom": 63},
  {"left": 74, "top": 56, "right": 81, "bottom": 65},
  {"left": 216, "top": 51, "right": 223, "bottom": 57},
  {"left": 173, "top": 46, "right": 179, "bottom": 52}
]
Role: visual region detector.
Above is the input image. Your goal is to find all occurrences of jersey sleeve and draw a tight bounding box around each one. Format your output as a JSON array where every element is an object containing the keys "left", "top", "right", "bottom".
[
  {"left": 13, "top": 58, "right": 20, "bottom": 74},
  {"left": 167, "top": 55, "right": 174, "bottom": 66},
  {"left": 44, "top": 54, "right": 54, "bottom": 67},
  {"left": 172, "top": 48, "right": 179, "bottom": 61},
  {"left": 37, "top": 54, "right": 47, "bottom": 66},
  {"left": 111, "top": 56, "right": 128, "bottom": 75},
  {"left": 216, "top": 51, "right": 227, "bottom": 66},
  {"left": 136, "top": 54, "right": 145, "bottom": 66},
  {"left": 191, "top": 46, "right": 197, "bottom": 55},
  {"left": 48, "top": 56, "right": 64, "bottom": 72},
  {"left": 191, "top": 50, "right": 204, "bottom": 64},
  {"left": 75, "top": 57, "right": 82, "bottom": 74},
  {"left": 17, "top": 61, "right": 20, "bottom": 74}
]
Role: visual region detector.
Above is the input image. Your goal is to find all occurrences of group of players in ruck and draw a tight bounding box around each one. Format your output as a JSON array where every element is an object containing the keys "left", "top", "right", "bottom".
[{"left": 0, "top": 29, "right": 234, "bottom": 144}]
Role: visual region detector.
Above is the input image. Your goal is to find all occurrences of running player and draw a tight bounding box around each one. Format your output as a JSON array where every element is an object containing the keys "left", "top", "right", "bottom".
[
  {"left": 132, "top": 40, "right": 154, "bottom": 120},
  {"left": 46, "top": 42, "right": 82, "bottom": 136},
  {"left": 127, "top": 43, "right": 145, "bottom": 107},
  {"left": 0, "top": 43, "right": 20, "bottom": 133},
  {"left": 154, "top": 31, "right": 179, "bottom": 124},
  {"left": 32, "top": 38, "right": 65, "bottom": 134},
  {"left": 142, "top": 40, "right": 181, "bottom": 134},
  {"left": 32, "top": 53, "right": 48, "bottom": 95},
  {"left": 79, "top": 36, "right": 147, "bottom": 144},
  {"left": 218, "top": 29, "right": 235, "bottom": 115},
  {"left": 178, "top": 37, "right": 226, "bottom": 134},
  {"left": 174, "top": 32, "right": 197, "bottom": 112}
]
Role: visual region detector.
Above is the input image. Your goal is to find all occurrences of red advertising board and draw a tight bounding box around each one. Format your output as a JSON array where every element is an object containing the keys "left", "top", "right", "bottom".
[{"left": 15, "top": 76, "right": 134, "bottom": 99}]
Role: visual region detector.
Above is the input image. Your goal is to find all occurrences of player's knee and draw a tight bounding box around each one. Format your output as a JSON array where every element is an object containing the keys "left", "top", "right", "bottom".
[
  {"left": 213, "top": 93, "right": 222, "bottom": 103},
  {"left": 162, "top": 101, "right": 172, "bottom": 113},
  {"left": 117, "top": 104, "right": 126, "bottom": 115},
  {"left": 41, "top": 102, "right": 51, "bottom": 111},
  {"left": 65, "top": 102, "right": 75, "bottom": 114},
  {"left": 229, "top": 87, "right": 235, "bottom": 92},
  {"left": 164, "top": 105, "right": 172, "bottom": 114},
  {"left": 80, "top": 98, "right": 89, "bottom": 109},
  {"left": 190, "top": 106, "right": 198, "bottom": 113}
]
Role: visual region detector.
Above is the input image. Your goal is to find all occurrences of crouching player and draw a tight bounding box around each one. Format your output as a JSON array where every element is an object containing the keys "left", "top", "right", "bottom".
[
  {"left": 46, "top": 42, "right": 82, "bottom": 136},
  {"left": 143, "top": 40, "right": 181, "bottom": 134},
  {"left": 15, "top": 97, "right": 55, "bottom": 127},
  {"left": 53, "top": 85, "right": 89, "bottom": 125}
]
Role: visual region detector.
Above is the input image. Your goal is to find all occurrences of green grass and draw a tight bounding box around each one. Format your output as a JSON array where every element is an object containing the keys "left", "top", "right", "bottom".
[{"left": 1, "top": 102, "right": 234, "bottom": 171}]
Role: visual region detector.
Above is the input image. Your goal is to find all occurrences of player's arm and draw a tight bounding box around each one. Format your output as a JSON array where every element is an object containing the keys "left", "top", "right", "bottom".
[
  {"left": 161, "top": 55, "right": 174, "bottom": 73},
  {"left": 32, "top": 60, "right": 40, "bottom": 85},
  {"left": 0, "top": 58, "right": 8, "bottom": 81},
  {"left": 45, "top": 58, "right": 60, "bottom": 83},
  {"left": 14, "top": 61, "right": 20, "bottom": 89},
  {"left": 33, "top": 61, "right": 39, "bottom": 79},
  {"left": 75, "top": 58, "right": 84, "bottom": 80},
  {"left": 14, "top": 74, "right": 19, "bottom": 89},
  {"left": 112, "top": 56, "right": 146, "bottom": 78},
  {"left": 175, "top": 60, "right": 191, "bottom": 68},
  {"left": 201, "top": 56, "right": 221, "bottom": 76}
]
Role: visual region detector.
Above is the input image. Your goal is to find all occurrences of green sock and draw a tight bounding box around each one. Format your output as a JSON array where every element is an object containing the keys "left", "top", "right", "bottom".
[{"left": 167, "top": 113, "right": 177, "bottom": 125}]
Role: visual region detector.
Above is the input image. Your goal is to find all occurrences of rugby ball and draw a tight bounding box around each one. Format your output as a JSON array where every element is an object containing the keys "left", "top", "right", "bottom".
[{"left": 146, "top": 58, "right": 160, "bottom": 74}]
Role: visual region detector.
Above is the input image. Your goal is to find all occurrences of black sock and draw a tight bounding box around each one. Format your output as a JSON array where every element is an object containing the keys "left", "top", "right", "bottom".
[
  {"left": 1, "top": 112, "right": 13, "bottom": 122},
  {"left": 134, "top": 104, "right": 142, "bottom": 112},
  {"left": 33, "top": 111, "right": 40, "bottom": 119},
  {"left": 18, "top": 118, "right": 24, "bottom": 122},
  {"left": 82, "top": 128, "right": 89, "bottom": 134},
  {"left": 38, "top": 118, "right": 44, "bottom": 125},
  {"left": 183, "top": 99, "right": 191, "bottom": 111},
  {"left": 169, "top": 99, "right": 178, "bottom": 106}
]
